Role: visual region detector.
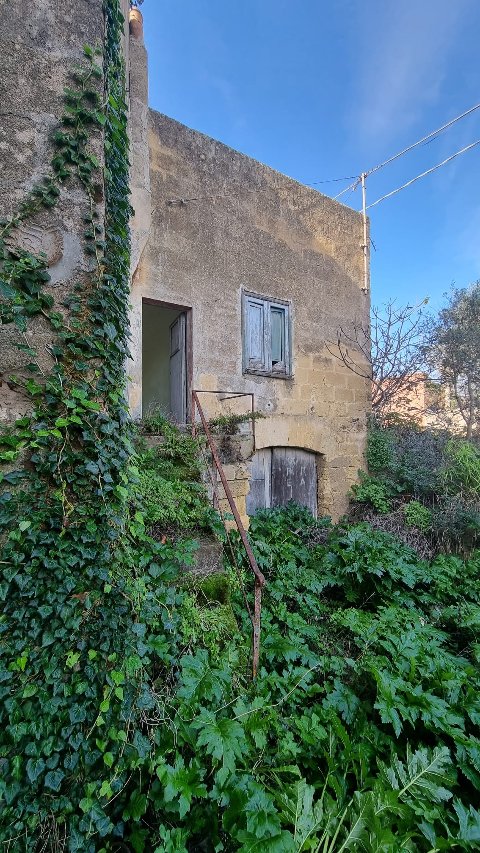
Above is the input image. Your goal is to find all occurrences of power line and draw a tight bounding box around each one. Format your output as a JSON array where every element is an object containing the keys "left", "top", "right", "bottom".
[
  {"left": 166, "top": 173, "right": 358, "bottom": 206},
  {"left": 366, "top": 139, "right": 480, "bottom": 210},
  {"left": 334, "top": 100, "right": 480, "bottom": 200},
  {"left": 368, "top": 102, "right": 480, "bottom": 177},
  {"left": 307, "top": 174, "right": 358, "bottom": 187}
]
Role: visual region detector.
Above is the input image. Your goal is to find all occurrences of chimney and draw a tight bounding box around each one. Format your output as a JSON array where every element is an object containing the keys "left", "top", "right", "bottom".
[{"left": 129, "top": 7, "right": 144, "bottom": 42}]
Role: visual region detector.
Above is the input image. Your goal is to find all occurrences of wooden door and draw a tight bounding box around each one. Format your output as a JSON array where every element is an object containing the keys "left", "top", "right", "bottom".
[
  {"left": 246, "top": 448, "right": 272, "bottom": 515},
  {"left": 169, "top": 313, "right": 186, "bottom": 424},
  {"left": 246, "top": 447, "right": 317, "bottom": 517},
  {"left": 271, "top": 448, "right": 317, "bottom": 516}
]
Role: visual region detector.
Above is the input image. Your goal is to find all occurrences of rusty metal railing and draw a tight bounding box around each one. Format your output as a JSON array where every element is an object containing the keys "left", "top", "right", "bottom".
[{"left": 191, "top": 389, "right": 265, "bottom": 677}]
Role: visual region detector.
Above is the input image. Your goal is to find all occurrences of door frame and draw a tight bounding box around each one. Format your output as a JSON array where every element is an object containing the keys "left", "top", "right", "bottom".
[{"left": 142, "top": 298, "right": 193, "bottom": 422}]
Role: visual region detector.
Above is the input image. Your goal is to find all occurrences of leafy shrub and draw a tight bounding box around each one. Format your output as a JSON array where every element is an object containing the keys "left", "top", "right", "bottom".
[
  {"left": 403, "top": 499, "right": 433, "bottom": 532},
  {"left": 442, "top": 439, "right": 480, "bottom": 497},
  {"left": 208, "top": 410, "right": 265, "bottom": 435},
  {"left": 137, "top": 469, "right": 213, "bottom": 530},
  {"left": 358, "top": 424, "right": 480, "bottom": 553},
  {"left": 193, "top": 504, "right": 480, "bottom": 850},
  {"left": 431, "top": 495, "right": 480, "bottom": 552},
  {"left": 138, "top": 416, "right": 204, "bottom": 481},
  {"left": 353, "top": 506, "right": 434, "bottom": 559},
  {"left": 366, "top": 422, "right": 397, "bottom": 473},
  {"left": 393, "top": 426, "right": 448, "bottom": 496},
  {"left": 141, "top": 410, "right": 174, "bottom": 435},
  {"left": 350, "top": 472, "right": 395, "bottom": 513},
  {"left": 135, "top": 418, "right": 223, "bottom": 534},
  {"left": 180, "top": 595, "right": 239, "bottom": 661}
]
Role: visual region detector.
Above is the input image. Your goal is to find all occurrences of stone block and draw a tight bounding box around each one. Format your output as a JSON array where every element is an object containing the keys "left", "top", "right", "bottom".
[
  {"left": 235, "top": 463, "right": 250, "bottom": 479},
  {"left": 221, "top": 463, "right": 237, "bottom": 481},
  {"left": 320, "top": 371, "right": 339, "bottom": 386},
  {"left": 221, "top": 479, "right": 249, "bottom": 499},
  {"left": 335, "top": 388, "right": 355, "bottom": 403}
]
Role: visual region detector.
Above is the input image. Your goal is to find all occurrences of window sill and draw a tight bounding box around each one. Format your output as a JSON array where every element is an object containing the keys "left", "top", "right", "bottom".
[{"left": 244, "top": 368, "right": 293, "bottom": 380}]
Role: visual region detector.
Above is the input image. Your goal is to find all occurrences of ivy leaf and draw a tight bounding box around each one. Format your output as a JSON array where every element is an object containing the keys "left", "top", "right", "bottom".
[
  {"left": 26, "top": 757, "right": 45, "bottom": 783},
  {"left": 0, "top": 279, "right": 16, "bottom": 299},
  {"left": 44, "top": 769, "right": 65, "bottom": 791},
  {"left": 123, "top": 789, "right": 147, "bottom": 822}
]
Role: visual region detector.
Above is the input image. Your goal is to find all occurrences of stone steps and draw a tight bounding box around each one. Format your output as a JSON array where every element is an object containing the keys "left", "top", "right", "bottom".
[{"left": 187, "top": 536, "right": 224, "bottom": 578}]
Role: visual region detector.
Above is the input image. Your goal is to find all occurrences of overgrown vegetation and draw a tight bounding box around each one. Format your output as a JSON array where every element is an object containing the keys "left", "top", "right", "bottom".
[
  {"left": 351, "top": 420, "right": 480, "bottom": 553},
  {"left": 0, "top": 3, "right": 173, "bottom": 848},
  {"left": 208, "top": 410, "right": 265, "bottom": 435},
  {"left": 1, "top": 1, "right": 479, "bottom": 849},
  {"left": 135, "top": 416, "right": 221, "bottom": 534},
  {"left": 22, "top": 498, "right": 474, "bottom": 851}
]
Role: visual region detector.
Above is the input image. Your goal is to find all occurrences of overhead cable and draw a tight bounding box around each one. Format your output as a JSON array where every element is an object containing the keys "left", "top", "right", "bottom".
[
  {"left": 366, "top": 139, "right": 480, "bottom": 210},
  {"left": 166, "top": 173, "right": 358, "bottom": 206},
  {"left": 368, "top": 102, "right": 480, "bottom": 177},
  {"left": 334, "top": 100, "right": 480, "bottom": 200}
]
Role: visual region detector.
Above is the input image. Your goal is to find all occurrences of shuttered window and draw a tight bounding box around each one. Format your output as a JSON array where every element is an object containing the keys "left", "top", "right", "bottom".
[{"left": 242, "top": 291, "right": 291, "bottom": 376}]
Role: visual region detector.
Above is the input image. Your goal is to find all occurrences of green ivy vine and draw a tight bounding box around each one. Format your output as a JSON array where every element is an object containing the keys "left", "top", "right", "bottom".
[{"left": 0, "top": 3, "right": 180, "bottom": 850}]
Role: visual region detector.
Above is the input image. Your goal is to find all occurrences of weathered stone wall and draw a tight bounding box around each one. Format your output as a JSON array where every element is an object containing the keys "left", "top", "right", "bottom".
[
  {"left": 126, "top": 21, "right": 370, "bottom": 521},
  {"left": 0, "top": 0, "right": 130, "bottom": 421},
  {"left": 213, "top": 461, "right": 252, "bottom": 529}
]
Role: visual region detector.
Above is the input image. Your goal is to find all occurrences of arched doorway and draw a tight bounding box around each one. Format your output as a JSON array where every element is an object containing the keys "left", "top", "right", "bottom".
[{"left": 247, "top": 447, "right": 318, "bottom": 517}]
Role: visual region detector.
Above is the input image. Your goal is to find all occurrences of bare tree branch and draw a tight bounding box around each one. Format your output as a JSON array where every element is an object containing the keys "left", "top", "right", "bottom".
[{"left": 329, "top": 298, "right": 430, "bottom": 417}]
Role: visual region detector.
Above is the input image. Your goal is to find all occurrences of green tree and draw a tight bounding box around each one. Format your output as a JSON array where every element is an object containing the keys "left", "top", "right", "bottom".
[{"left": 428, "top": 282, "right": 480, "bottom": 439}]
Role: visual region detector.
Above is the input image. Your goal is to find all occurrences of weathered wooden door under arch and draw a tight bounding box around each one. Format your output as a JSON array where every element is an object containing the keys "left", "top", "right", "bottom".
[{"left": 247, "top": 447, "right": 317, "bottom": 517}]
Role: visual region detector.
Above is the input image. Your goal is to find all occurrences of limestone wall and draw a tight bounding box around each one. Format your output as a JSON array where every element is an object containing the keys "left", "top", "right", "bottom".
[
  {"left": 0, "top": 0, "right": 107, "bottom": 421},
  {"left": 0, "top": 0, "right": 131, "bottom": 423},
  {"left": 130, "top": 137, "right": 370, "bottom": 516}
]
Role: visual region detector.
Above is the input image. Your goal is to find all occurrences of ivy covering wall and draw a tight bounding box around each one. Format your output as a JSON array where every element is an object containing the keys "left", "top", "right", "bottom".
[{"left": 0, "top": 2, "right": 173, "bottom": 848}]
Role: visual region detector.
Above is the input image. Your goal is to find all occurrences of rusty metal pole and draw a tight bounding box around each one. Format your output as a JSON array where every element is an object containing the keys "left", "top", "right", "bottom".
[
  {"left": 191, "top": 390, "right": 196, "bottom": 437},
  {"left": 253, "top": 580, "right": 262, "bottom": 678},
  {"left": 192, "top": 391, "right": 265, "bottom": 677}
]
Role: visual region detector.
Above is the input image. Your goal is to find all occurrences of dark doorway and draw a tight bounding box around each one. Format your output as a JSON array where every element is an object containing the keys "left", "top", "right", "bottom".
[
  {"left": 142, "top": 301, "right": 188, "bottom": 423},
  {"left": 247, "top": 447, "right": 318, "bottom": 517}
]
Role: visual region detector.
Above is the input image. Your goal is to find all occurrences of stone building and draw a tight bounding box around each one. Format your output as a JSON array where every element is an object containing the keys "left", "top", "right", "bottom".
[
  {"left": 0, "top": 2, "right": 370, "bottom": 524},
  {"left": 128, "top": 11, "right": 370, "bottom": 522},
  {"left": 381, "top": 374, "right": 465, "bottom": 433}
]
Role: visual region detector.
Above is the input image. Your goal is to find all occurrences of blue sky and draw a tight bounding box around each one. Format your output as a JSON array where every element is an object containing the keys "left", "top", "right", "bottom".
[{"left": 141, "top": 0, "right": 480, "bottom": 311}]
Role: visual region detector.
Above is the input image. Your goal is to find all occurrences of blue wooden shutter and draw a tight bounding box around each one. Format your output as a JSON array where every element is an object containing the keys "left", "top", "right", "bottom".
[
  {"left": 270, "top": 306, "right": 286, "bottom": 370},
  {"left": 244, "top": 295, "right": 266, "bottom": 371}
]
